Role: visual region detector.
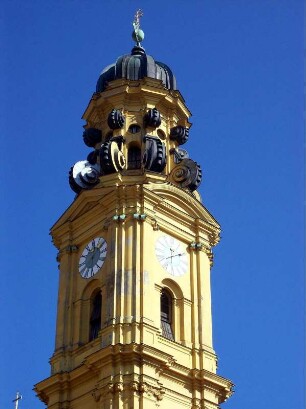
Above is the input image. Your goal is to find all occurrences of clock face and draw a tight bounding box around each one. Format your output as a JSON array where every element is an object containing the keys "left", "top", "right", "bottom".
[
  {"left": 79, "top": 237, "right": 107, "bottom": 279},
  {"left": 155, "top": 235, "right": 188, "bottom": 277}
]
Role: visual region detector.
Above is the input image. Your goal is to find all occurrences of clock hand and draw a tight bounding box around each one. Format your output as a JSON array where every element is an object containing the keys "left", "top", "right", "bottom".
[
  {"left": 96, "top": 239, "right": 105, "bottom": 248},
  {"left": 163, "top": 253, "right": 183, "bottom": 260},
  {"left": 159, "top": 252, "right": 174, "bottom": 261}
]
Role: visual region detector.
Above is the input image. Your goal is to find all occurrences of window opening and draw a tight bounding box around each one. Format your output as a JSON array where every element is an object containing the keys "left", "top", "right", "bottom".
[
  {"left": 128, "top": 146, "right": 141, "bottom": 169},
  {"left": 89, "top": 292, "right": 101, "bottom": 341},
  {"left": 161, "top": 289, "right": 174, "bottom": 341},
  {"left": 128, "top": 124, "right": 141, "bottom": 134}
]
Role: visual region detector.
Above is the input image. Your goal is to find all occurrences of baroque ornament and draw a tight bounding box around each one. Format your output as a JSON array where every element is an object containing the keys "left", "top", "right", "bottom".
[
  {"left": 169, "top": 158, "right": 202, "bottom": 191},
  {"left": 100, "top": 140, "right": 126, "bottom": 174},
  {"left": 69, "top": 160, "right": 100, "bottom": 193},
  {"left": 83, "top": 128, "right": 102, "bottom": 147},
  {"left": 143, "top": 136, "right": 166, "bottom": 172},
  {"left": 87, "top": 149, "right": 99, "bottom": 164},
  {"left": 169, "top": 125, "right": 189, "bottom": 145},
  {"left": 107, "top": 109, "right": 125, "bottom": 130},
  {"left": 144, "top": 108, "right": 161, "bottom": 128}
]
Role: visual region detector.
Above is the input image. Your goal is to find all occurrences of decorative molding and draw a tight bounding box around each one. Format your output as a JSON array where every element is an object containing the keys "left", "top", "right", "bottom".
[
  {"left": 151, "top": 218, "right": 160, "bottom": 231},
  {"left": 191, "top": 398, "right": 201, "bottom": 409},
  {"left": 113, "top": 382, "right": 124, "bottom": 393},
  {"left": 102, "top": 217, "right": 111, "bottom": 230},
  {"left": 65, "top": 244, "right": 79, "bottom": 253},
  {"left": 93, "top": 381, "right": 165, "bottom": 402},
  {"left": 138, "top": 382, "right": 165, "bottom": 401},
  {"left": 189, "top": 241, "right": 214, "bottom": 265},
  {"left": 91, "top": 388, "right": 101, "bottom": 402},
  {"left": 133, "top": 213, "right": 147, "bottom": 221},
  {"left": 203, "top": 247, "right": 214, "bottom": 266},
  {"left": 112, "top": 213, "right": 126, "bottom": 222},
  {"left": 166, "top": 357, "right": 177, "bottom": 368},
  {"left": 189, "top": 241, "right": 203, "bottom": 250},
  {"left": 57, "top": 245, "right": 79, "bottom": 261},
  {"left": 154, "top": 283, "right": 163, "bottom": 293},
  {"left": 129, "top": 381, "right": 139, "bottom": 392}
]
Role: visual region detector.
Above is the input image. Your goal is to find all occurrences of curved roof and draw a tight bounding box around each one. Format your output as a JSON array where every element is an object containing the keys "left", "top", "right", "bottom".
[{"left": 96, "top": 45, "right": 176, "bottom": 92}]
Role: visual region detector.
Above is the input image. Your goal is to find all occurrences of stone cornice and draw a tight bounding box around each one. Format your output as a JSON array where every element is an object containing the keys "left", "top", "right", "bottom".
[
  {"left": 82, "top": 78, "right": 191, "bottom": 125},
  {"left": 37, "top": 342, "right": 233, "bottom": 406},
  {"left": 51, "top": 183, "right": 220, "bottom": 250}
]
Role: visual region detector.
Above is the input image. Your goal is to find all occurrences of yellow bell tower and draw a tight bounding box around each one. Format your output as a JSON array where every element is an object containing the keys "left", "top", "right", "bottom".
[{"left": 35, "top": 12, "right": 233, "bottom": 409}]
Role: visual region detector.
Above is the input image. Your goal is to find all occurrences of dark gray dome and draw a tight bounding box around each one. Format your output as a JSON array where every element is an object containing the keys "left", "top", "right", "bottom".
[{"left": 96, "top": 46, "right": 176, "bottom": 92}]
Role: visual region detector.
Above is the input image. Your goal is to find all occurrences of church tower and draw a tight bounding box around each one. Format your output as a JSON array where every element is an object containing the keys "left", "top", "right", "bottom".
[{"left": 35, "top": 12, "right": 233, "bottom": 409}]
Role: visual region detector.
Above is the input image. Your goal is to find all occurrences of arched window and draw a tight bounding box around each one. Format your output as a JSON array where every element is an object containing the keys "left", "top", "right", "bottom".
[
  {"left": 89, "top": 292, "right": 101, "bottom": 341},
  {"left": 128, "top": 145, "right": 141, "bottom": 169},
  {"left": 160, "top": 289, "right": 174, "bottom": 341}
]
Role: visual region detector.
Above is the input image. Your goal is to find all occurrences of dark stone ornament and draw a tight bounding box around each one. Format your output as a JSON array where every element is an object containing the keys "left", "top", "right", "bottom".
[
  {"left": 169, "top": 126, "right": 189, "bottom": 145},
  {"left": 143, "top": 136, "right": 166, "bottom": 172},
  {"left": 144, "top": 108, "right": 161, "bottom": 128},
  {"left": 107, "top": 109, "right": 125, "bottom": 130},
  {"left": 169, "top": 159, "right": 202, "bottom": 191},
  {"left": 69, "top": 166, "right": 82, "bottom": 194},
  {"left": 69, "top": 160, "right": 100, "bottom": 193},
  {"left": 83, "top": 128, "right": 102, "bottom": 147},
  {"left": 110, "top": 135, "right": 125, "bottom": 150},
  {"left": 87, "top": 150, "right": 99, "bottom": 165},
  {"left": 99, "top": 141, "right": 126, "bottom": 174},
  {"left": 170, "top": 148, "right": 190, "bottom": 164},
  {"left": 188, "top": 162, "right": 202, "bottom": 192}
]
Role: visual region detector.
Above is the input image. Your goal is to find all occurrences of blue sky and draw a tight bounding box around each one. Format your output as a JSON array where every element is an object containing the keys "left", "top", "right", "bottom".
[{"left": 1, "top": 1, "right": 304, "bottom": 408}]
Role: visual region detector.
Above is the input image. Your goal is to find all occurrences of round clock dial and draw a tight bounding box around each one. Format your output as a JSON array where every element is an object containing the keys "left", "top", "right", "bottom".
[
  {"left": 79, "top": 237, "right": 107, "bottom": 279},
  {"left": 155, "top": 235, "right": 188, "bottom": 277}
]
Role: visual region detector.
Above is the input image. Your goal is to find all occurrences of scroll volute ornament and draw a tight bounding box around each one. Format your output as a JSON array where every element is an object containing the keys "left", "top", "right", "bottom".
[
  {"left": 69, "top": 160, "right": 100, "bottom": 193},
  {"left": 144, "top": 108, "right": 161, "bottom": 128},
  {"left": 100, "top": 140, "right": 126, "bottom": 174},
  {"left": 169, "top": 158, "right": 202, "bottom": 191}
]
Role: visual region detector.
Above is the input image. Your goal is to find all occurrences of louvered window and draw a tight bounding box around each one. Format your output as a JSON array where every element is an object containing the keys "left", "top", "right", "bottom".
[
  {"left": 161, "top": 290, "right": 174, "bottom": 341},
  {"left": 89, "top": 292, "right": 101, "bottom": 341},
  {"left": 128, "top": 146, "right": 141, "bottom": 169}
]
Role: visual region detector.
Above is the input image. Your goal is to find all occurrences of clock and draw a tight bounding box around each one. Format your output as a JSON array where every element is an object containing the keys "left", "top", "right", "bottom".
[
  {"left": 155, "top": 235, "right": 188, "bottom": 277},
  {"left": 79, "top": 237, "right": 107, "bottom": 279}
]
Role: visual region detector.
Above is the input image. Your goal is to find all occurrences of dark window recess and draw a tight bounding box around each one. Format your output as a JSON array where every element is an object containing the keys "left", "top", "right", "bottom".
[
  {"left": 128, "top": 146, "right": 141, "bottom": 169},
  {"left": 89, "top": 292, "right": 102, "bottom": 341},
  {"left": 161, "top": 290, "right": 174, "bottom": 341},
  {"left": 128, "top": 124, "right": 141, "bottom": 134}
]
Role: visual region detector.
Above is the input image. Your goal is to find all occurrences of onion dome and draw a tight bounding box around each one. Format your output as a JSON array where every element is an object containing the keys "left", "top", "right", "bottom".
[
  {"left": 96, "top": 10, "right": 176, "bottom": 92},
  {"left": 96, "top": 45, "right": 176, "bottom": 92}
]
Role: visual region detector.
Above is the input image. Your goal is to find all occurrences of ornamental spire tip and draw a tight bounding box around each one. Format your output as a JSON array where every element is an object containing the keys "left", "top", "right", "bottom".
[{"left": 132, "top": 9, "right": 144, "bottom": 45}]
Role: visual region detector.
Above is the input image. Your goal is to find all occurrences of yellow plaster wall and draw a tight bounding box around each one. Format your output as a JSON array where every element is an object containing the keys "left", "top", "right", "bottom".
[{"left": 35, "top": 79, "right": 233, "bottom": 409}]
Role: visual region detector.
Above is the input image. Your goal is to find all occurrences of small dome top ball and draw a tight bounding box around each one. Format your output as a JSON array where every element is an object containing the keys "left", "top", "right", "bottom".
[{"left": 132, "top": 29, "right": 145, "bottom": 43}]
